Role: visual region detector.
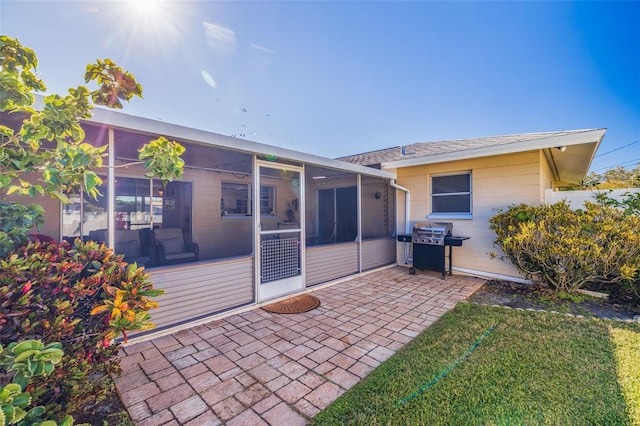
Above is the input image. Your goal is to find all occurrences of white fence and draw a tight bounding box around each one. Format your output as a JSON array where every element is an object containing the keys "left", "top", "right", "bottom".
[{"left": 544, "top": 188, "right": 640, "bottom": 209}]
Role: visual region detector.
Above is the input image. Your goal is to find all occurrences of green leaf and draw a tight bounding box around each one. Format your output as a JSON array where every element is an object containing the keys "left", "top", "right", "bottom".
[
  {"left": 12, "top": 340, "right": 43, "bottom": 354},
  {"left": 137, "top": 289, "right": 165, "bottom": 297},
  {"left": 11, "top": 392, "right": 30, "bottom": 408},
  {"left": 50, "top": 191, "right": 71, "bottom": 204},
  {"left": 14, "top": 349, "right": 38, "bottom": 363},
  {"left": 83, "top": 172, "right": 101, "bottom": 195}
]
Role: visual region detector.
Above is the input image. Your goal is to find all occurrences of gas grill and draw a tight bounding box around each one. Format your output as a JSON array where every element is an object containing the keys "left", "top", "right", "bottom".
[
  {"left": 412, "top": 222, "right": 453, "bottom": 246},
  {"left": 397, "top": 222, "right": 469, "bottom": 278}
]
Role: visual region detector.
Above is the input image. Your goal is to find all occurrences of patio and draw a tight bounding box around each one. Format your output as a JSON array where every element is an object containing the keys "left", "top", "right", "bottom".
[{"left": 115, "top": 266, "right": 485, "bottom": 425}]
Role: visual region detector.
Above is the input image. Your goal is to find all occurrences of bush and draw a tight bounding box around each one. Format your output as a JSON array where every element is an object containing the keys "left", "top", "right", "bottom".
[
  {"left": 0, "top": 239, "right": 163, "bottom": 418},
  {"left": 0, "top": 340, "right": 83, "bottom": 426},
  {"left": 489, "top": 201, "right": 640, "bottom": 295}
]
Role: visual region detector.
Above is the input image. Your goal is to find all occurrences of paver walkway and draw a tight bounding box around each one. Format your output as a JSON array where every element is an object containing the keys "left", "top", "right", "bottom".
[{"left": 115, "top": 266, "right": 485, "bottom": 425}]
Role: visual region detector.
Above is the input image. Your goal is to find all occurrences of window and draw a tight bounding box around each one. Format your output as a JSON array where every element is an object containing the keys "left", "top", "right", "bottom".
[
  {"left": 260, "top": 185, "right": 275, "bottom": 215},
  {"left": 430, "top": 172, "right": 472, "bottom": 217},
  {"left": 62, "top": 176, "right": 168, "bottom": 241},
  {"left": 221, "top": 182, "right": 275, "bottom": 216}
]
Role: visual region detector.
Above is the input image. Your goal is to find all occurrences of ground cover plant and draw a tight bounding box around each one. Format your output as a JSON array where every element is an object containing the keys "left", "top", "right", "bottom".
[{"left": 310, "top": 303, "right": 640, "bottom": 426}]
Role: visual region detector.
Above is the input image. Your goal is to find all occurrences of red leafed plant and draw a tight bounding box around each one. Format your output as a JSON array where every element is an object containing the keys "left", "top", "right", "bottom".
[{"left": 0, "top": 238, "right": 164, "bottom": 417}]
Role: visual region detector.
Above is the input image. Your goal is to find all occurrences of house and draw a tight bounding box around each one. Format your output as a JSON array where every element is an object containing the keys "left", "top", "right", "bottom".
[
  {"left": 2, "top": 106, "right": 397, "bottom": 334},
  {"left": 3, "top": 102, "right": 605, "bottom": 335},
  {"left": 339, "top": 128, "right": 606, "bottom": 282}
]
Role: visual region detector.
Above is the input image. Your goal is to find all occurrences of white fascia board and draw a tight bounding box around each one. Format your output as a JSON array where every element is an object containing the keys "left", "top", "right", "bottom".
[
  {"left": 85, "top": 106, "right": 396, "bottom": 180},
  {"left": 381, "top": 129, "right": 607, "bottom": 170}
]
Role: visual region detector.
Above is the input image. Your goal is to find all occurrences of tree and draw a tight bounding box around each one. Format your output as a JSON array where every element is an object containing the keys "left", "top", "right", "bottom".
[
  {"left": 0, "top": 35, "right": 185, "bottom": 254},
  {"left": 569, "top": 164, "right": 640, "bottom": 190},
  {"left": 0, "top": 35, "right": 184, "bottom": 421}
]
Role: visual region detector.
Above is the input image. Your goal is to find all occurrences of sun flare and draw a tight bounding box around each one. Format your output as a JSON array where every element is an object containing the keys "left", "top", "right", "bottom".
[{"left": 130, "top": 0, "right": 164, "bottom": 16}]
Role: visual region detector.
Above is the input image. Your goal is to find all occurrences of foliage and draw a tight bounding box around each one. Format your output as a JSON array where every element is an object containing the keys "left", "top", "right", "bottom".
[
  {"left": 0, "top": 35, "right": 185, "bottom": 256},
  {"left": 0, "top": 238, "right": 164, "bottom": 417},
  {"left": 489, "top": 201, "right": 640, "bottom": 293},
  {"left": 139, "top": 136, "right": 185, "bottom": 182},
  {"left": 0, "top": 202, "right": 43, "bottom": 256},
  {"left": 0, "top": 340, "right": 84, "bottom": 426},
  {"left": 311, "top": 303, "right": 640, "bottom": 425},
  {"left": 0, "top": 35, "right": 175, "bottom": 424},
  {"left": 566, "top": 164, "right": 640, "bottom": 190},
  {"left": 594, "top": 190, "right": 640, "bottom": 217}
]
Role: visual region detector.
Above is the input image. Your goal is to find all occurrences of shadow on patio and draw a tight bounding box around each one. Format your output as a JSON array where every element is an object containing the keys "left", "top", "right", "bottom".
[{"left": 115, "top": 266, "right": 485, "bottom": 425}]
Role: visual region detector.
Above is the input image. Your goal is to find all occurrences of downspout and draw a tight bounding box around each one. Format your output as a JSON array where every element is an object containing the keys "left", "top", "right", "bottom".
[{"left": 390, "top": 179, "right": 411, "bottom": 264}]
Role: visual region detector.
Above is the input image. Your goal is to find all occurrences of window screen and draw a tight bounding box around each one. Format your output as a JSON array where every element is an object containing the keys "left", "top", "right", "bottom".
[{"left": 431, "top": 172, "right": 472, "bottom": 215}]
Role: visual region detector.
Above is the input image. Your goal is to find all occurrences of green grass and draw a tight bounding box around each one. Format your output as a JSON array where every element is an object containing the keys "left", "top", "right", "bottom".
[{"left": 310, "top": 303, "right": 640, "bottom": 426}]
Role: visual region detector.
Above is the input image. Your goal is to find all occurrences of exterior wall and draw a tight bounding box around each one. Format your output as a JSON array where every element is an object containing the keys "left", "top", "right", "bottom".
[
  {"left": 396, "top": 151, "right": 544, "bottom": 279},
  {"left": 7, "top": 193, "right": 61, "bottom": 240},
  {"left": 361, "top": 237, "right": 396, "bottom": 270},
  {"left": 539, "top": 150, "right": 556, "bottom": 197},
  {"left": 191, "top": 168, "right": 253, "bottom": 260},
  {"left": 306, "top": 242, "right": 359, "bottom": 286},
  {"left": 143, "top": 256, "right": 254, "bottom": 332}
]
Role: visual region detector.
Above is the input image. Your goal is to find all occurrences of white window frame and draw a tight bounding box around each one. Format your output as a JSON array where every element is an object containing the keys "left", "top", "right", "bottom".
[
  {"left": 428, "top": 171, "right": 472, "bottom": 220},
  {"left": 221, "top": 182, "right": 276, "bottom": 217}
]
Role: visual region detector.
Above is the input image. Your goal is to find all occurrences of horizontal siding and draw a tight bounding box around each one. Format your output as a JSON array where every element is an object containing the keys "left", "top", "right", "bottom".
[
  {"left": 362, "top": 238, "right": 396, "bottom": 270},
  {"left": 395, "top": 152, "right": 543, "bottom": 281},
  {"left": 147, "top": 257, "right": 254, "bottom": 330},
  {"left": 306, "top": 243, "right": 358, "bottom": 286}
]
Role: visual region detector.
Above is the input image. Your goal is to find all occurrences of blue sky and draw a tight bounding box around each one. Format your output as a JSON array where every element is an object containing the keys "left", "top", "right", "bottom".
[{"left": 2, "top": 1, "right": 639, "bottom": 173}]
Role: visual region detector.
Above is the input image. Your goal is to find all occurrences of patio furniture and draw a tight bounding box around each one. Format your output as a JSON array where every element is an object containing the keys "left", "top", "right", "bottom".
[
  {"left": 115, "top": 229, "right": 155, "bottom": 267},
  {"left": 154, "top": 228, "right": 199, "bottom": 266}
]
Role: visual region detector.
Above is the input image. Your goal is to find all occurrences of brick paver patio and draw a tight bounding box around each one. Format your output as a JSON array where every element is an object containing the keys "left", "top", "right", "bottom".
[{"left": 115, "top": 266, "right": 485, "bottom": 425}]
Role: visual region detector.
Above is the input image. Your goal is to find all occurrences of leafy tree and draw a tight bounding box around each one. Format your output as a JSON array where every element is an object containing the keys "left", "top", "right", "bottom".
[
  {"left": 569, "top": 164, "right": 640, "bottom": 190},
  {"left": 0, "top": 35, "right": 185, "bottom": 254},
  {"left": 0, "top": 35, "right": 183, "bottom": 421}
]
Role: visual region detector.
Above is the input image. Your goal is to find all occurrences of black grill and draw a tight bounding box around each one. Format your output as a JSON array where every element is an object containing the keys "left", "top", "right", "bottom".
[
  {"left": 397, "top": 222, "right": 469, "bottom": 279},
  {"left": 412, "top": 222, "right": 453, "bottom": 246},
  {"left": 412, "top": 222, "right": 452, "bottom": 276}
]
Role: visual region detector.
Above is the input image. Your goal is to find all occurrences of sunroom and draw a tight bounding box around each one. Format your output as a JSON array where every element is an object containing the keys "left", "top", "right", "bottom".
[{"left": 12, "top": 108, "right": 397, "bottom": 332}]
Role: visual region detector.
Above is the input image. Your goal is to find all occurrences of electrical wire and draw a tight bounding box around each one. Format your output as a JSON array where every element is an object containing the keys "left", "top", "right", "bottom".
[{"left": 595, "top": 139, "right": 640, "bottom": 158}]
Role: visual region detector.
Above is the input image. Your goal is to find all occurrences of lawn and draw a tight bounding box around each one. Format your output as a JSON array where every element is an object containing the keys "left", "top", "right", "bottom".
[{"left": 310, "top": 303, "right": 640, "bottom": 426}]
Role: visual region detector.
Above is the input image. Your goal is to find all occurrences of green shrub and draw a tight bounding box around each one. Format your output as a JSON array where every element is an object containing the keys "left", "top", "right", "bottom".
[
  {"left": 489, "top": 201, "right": 640, "bottom": 294},
  {"left": 0, "top": 239, "right": 163, "bottom": 418},
  {"left": 0, "top": 340, "right": 83, "bottom": 426}
]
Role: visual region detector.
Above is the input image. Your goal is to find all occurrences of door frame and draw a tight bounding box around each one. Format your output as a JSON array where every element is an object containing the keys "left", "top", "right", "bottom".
[{"left": 254, "top": 160, "right": 306, "bottom": 302}]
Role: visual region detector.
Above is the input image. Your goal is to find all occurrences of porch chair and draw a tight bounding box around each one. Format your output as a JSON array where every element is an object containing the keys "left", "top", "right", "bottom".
[
  {"left": 115, "top": 229, "right": 155, "bottom": 267},
  {"left": 153, "top": 228, "right": 199, "bottom": 266}
]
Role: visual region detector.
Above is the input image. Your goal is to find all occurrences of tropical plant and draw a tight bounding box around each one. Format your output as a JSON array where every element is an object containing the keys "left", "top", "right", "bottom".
[
  {"left": 0, "top": 239, "right": 164, "bottom": 416},
  {"left": 0, "top": 340, "right": 86, "bottom": 425},
  {"left": 0, "top": 35, "right": 185, "bottom": 256},
  {"left": 489, "top": 201, "right": 640, "bottom": 294},
  {"left": 0, "top": 35, "right": 179, "bottom": 421}
]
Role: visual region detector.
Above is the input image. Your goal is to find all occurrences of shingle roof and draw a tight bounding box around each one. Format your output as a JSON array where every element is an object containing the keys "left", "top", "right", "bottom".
[{"left": 337, "top": 129, "right": 601, "bottom": 167}]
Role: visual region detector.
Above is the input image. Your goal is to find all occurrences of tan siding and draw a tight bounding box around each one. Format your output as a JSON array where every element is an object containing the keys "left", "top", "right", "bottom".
[
  {"left": 539, "top": 151, "right": 556, "bottom": 197},
  {"left": 396, "top": 151, "right": 543, "bottom": 279},
  {"left": 361, "top": 237, "right": 396, "bottom": 270},
  {"left": 305, "top": 243, "right": 358, "bottom": 286},
  {"left": 147, "top": 257, "right": 254, "bottom": 329}
]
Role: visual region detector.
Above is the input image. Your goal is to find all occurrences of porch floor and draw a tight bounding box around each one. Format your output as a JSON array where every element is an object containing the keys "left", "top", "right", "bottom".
[{"left": 116, "top": 266, "right": 485, "bottom": 425}]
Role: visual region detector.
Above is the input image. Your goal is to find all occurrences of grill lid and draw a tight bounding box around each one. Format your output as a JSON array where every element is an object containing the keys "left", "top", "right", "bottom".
[{"left": 413, "top": 222, "right": 453, "bottom": 236}]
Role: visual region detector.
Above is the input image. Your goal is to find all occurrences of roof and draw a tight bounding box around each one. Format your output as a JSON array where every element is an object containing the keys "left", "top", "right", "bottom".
[
  {"left": 337, "top": 129, "right": 606, "bottom": 185},
  {"left": 22, "top": 95, "right": 395, "bottom": 180}
]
